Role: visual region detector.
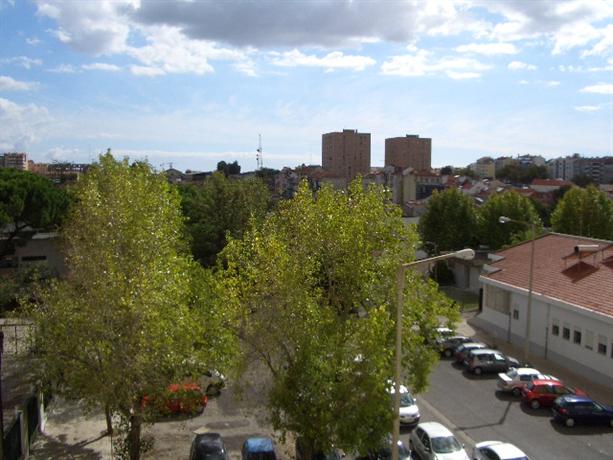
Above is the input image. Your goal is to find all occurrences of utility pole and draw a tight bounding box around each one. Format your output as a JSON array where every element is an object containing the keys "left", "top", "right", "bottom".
[
  {"left": 256, "top": 134, "right": 263, "bottom": 170},
  {"left": 0, "top": 331, "right": 5, "bottom": 460}
]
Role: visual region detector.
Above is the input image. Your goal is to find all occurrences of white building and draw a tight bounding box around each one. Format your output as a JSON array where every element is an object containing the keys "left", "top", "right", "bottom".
[{"left": 476, "top": 233, "right": 613, "bottom": 390}]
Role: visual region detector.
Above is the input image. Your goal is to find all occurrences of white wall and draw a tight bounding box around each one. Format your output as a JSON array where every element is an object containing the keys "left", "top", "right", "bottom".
[{"left": 479, "top": 278, "right": 613, "bottom": 389}]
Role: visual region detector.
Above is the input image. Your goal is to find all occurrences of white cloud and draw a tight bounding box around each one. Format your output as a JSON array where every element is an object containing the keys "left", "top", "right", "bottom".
[
  {"left": 233, "top": 60, "right": 257, "bottom": 77},
  {"left": 47, "top": 146, "right": 82, "bottom": 161},
  {"left": 48, "top": 64, "right": 78, "bottom": 73},
  {"left": 381, "top": 49, "right": 490, "bottom": 79},
  {"left": 82, "top": 62, "right": 121, "bottom": 72},
  {"left": 574, "top": 105, "right": 600, "bottom": 112},
  {"left": 0, "top": 75, "right": 38, "bottom": 91},
  {"left": 0, "top": 56, "right": 43, "bottom": 69},
  {"left": 129, "top": 65, "right": 165, "bottom": 77},
  {"left": 271, "top": 50, "right": 375, "bottom": 72},
  {"left": 456, "top": 42, "right": 518, "bottom": 55},
  {"left": 580, "top": 83, "right": 613, "bottom": 95},
  {"left": 582, "top": 24, "right": 613, "bottom": 56},
  {"left": 544, "top": 80, "right": 560, "bottom": 87},
  {"left": 508, "top": 60, "right": 536, "bottom": 71},
  {"left": 0, "top": 97, "right": 52, "bottom": 151},
  {"left": 26, "top": 37, "right": 41, "bottom": 46}
]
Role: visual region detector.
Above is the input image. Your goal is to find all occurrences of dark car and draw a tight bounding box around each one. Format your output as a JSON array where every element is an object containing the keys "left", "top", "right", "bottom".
[
  {"left": 453, "top": 342, "right": 487, "bottom": 363},
  {"left": 438, "top": 335, "right": 476, "bottom": 358},
  {"left": 552, "top": 395, "right": 613, "bottom": 427},
  {"left": 242, "top": 437, "right": 277, "bottom": 460},
  {"left": 355, "top": 437, "right": 411, "bottom": 460},
  {"left": 296, "top": 437, "right": 342, "bottom": 460},
  {"left": 521, "top": 380, "right": 587, "bottom": 409},
  {"left": 463, "top": 349, "right": 520, "bottom": 375},
  {"left": 190, "top": 433, "right": 228, "bottom": 460}
]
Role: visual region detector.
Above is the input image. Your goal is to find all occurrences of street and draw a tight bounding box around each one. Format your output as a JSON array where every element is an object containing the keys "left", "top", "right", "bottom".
[{"left": 402, "top": 359, "right": 613, "bottom": 460}]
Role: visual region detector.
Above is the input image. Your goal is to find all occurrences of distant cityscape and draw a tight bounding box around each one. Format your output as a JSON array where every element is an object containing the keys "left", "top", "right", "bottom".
[{"left": 2, "top": 131, "right": 612, "bottom": 217}]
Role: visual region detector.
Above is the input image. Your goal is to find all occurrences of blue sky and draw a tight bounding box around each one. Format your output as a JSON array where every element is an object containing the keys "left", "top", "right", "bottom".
[{"left": 0, "top": 0, "right": 612, "bottom": 172}]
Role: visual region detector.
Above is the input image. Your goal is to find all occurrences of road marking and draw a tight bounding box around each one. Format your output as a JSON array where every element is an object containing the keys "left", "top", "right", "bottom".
[{"left": 418, "top": 395, "right": 476, "bottom": 449}]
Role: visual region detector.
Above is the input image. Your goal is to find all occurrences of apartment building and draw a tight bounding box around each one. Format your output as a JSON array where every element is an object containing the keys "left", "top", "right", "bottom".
[
  {"left": 385, "top": 134, "right": 431, "bottom": 171},
  {"left": 0, "top": 152, "right": 28, "bottom": 170},
  {"left": 322, "top": 129, "right": 371, "bottom": 183}
]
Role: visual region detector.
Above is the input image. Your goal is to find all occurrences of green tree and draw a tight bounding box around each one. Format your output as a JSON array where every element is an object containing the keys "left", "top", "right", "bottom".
[
  {"left": 0, "top": 169, "right": 69, "bottom": 257},
  {"left": 551, "top": 185, "right": 613, "bottom": 239},
  {"left": 478, "top": 190, "right": 542, "bottom": 250},
  {"left": 440, "top": 165, "right": 453, "bottom": 175},
  {"left": 218, "top": 180, "right": 458, "bottom": 457},
  {"left": 571, "top": 173, "right": 596, "bottom": 188},
  {"left": 179, "top": 171, "right": 271, "bottom": 266},
  {"left": 497, "top": 164, "right": 548, "bottom": 184},
  {"left": 23, "top": 154, "right": 238, "bottom": 460},
  {"left": 216, "top": 160, "right": 241, "bottom": 176},
  {"left": 418, "top": 188, "right": 479, "bottom": 253}
]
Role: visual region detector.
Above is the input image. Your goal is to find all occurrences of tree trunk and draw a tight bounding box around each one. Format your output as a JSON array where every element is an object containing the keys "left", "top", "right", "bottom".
[
  {"left": 104, "top": 404, "right": 113, "bottom": 435},
  {"left": 128, "top": 404, "right": 142, "bottom": 460}
]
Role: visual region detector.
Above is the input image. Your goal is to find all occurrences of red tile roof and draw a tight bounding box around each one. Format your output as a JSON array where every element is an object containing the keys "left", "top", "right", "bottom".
[{"left": 483, "top": 233, "right": 613, "bottom": 318}]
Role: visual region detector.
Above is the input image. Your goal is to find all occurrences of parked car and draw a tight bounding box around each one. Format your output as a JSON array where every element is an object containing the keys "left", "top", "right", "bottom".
[
  {"left": 454, "top": 342, "right": 488, "bottom": 364},
  {"left": 389, "top": 384, "right": 420, "bottom": 427},
  {"left": 409, "top": 422, "right": 469, "bottom": 460},
  {"left": 295, "top": 437, "right": 342, "bottom": 460},
  {"left": 473, "top": 441, "right": 529, "bottom": 460},
  {"left": 242, "top": 437, "right": 277, "bottom": 460},
  {"left": 497, "top": 368, "right": 559, "bottom": 396},
  {"left": 190, "top": 433, "right": 229, "bottom": 460},
  {"left": 142, "top": 382, "right": 208, "bottom": 416},
  {"left": 438, "top": 335, "right": 476, "bottom": 358},
  {"left": 355, "top": 436, "right": 411, "bottom": 460},
  {"left": 521, "top": 379, "right": 587, "bottom": 409},
  {"left": 552, "top": 395, "right": 613, "bottom": 428},
  {"left": 463, "top": 349, "right": 520, "bottom": 375}
]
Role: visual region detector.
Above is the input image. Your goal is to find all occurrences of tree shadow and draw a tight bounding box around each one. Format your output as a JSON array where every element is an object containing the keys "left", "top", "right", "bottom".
[
  {"left": 30, "top": 432, "right": 105, "bottom": 459},
  {"left": 461, "top": 369, "right": 498, "bottom": 380}
]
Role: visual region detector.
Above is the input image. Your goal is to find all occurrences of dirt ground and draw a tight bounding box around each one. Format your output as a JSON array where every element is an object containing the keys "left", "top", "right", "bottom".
[{"left": 30, "top": 366, "right": 293, "bottom": 460}]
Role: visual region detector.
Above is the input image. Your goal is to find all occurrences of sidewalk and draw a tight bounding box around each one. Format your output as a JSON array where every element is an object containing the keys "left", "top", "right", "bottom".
[{"left": 457, "top": 311, "right": 613, "bottom": 405}]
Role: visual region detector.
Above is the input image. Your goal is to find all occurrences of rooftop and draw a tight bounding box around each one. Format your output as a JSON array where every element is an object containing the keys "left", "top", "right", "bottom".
[{"left": 482, "top": 233, "right": 613, "bottom": 318}]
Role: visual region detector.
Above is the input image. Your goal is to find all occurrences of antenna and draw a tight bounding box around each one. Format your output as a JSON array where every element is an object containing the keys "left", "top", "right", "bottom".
[{"left": 256, "top": 134, "right": 263, "bottom": 170}]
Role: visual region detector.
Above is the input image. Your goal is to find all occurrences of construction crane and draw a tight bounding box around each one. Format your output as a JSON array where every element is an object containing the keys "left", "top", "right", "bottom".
[{"left": 256, "top": 134, "right": 263, "bottom": 170}]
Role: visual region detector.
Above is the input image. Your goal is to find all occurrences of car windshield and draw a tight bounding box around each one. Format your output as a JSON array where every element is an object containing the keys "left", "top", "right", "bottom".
[
  {"left": 431, "top": 436, "right": 461, "bottom": 454},
  {"left": 400, "top": 393, "right": 415, "bottom": 406},
  {"left": 506, "top": 369, "right": 518, "bottom": 378}
]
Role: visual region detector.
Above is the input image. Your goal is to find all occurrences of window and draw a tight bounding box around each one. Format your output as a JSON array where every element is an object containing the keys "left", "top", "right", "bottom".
[
  {"left": 513, "top": 309, "right": 519, "bottom": 320},
  {"left": 562, "top": 324, "right": 570, "bottom": 340},
  {"left": 585, "top": 330, "right": 594, "bottom": 350},
  {"left": 597, "top": 335, "right": 607, "bottom": 355},
  {"left": 486, "top": 285, "right": 510, "bottom": 314},
  {"left": 21, "top": 255, "right": 47, "bottom": 262},
  {"left": 552, "top": 320, "right": 559, "bottom": 336},
  {"left": 573, "top": 329, "right": 582, "bottom": 345}
]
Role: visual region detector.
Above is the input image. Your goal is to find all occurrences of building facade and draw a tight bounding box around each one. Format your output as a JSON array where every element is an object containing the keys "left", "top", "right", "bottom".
[
  {"left": 0, "top": 153, "right": 28, "bottom": 170},
  {"left": 385, "top": 135, "right": 431, "bottom": 171},
  {"left": 322, "top": 129, "right": 371, "bottom": 183},
  {"left": 476, "top": 233, "right": 613, "bottom": 389}
]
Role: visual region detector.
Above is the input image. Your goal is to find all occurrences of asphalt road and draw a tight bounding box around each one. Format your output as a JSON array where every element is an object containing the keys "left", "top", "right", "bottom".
[{"left": 401, "top": 359, "right": 613, "bottom": 460}]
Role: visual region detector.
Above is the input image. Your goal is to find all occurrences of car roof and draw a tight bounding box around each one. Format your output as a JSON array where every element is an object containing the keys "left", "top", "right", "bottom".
[
  {"left": 244, "top": 437, "right": 274, "bottom": 452},
  {"left": 418, "top": 422, "right": 454, "bottom": 437},
  {"left": 469, "top": 348, "right": 498, "bottom": 355},
  {"left": 388, "top": 384, "right": 410, "bottom": 394},
  {"left": 514, "top": 367, "right": 540, "bottom": 374},
  {"left": 476, "top": 441, "right": 527, "bottom": 458},
  {"left": 558, "top": 394, "right": 593, "bottom": 403},
  {"left": 195, "top": 433, "right": 222, "bottom": 443}
]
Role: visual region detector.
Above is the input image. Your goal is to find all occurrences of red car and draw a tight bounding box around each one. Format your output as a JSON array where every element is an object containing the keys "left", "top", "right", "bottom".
[
  {"left": 143, "top": 382, "right": 208, "bottom": 415},
  {"left": 521, "top": 379, "right": 587, "bottom": 409}
]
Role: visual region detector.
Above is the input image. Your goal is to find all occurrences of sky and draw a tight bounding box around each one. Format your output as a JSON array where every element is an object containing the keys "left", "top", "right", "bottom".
[{"left": 0, "top": 0, "right": 612, "bottom": 173}]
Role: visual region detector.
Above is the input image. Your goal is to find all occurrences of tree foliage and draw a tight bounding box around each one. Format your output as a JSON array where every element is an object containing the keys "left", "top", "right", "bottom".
[
  {"left": 0, "top": 168, "right": 69, "bottom": 257},
  {"left": 551, "top": 185, "right": 613, "bottom": 239},
  {"left": 439, "top": 165, "right": 453, "bottom": 175},
  {"left": 179, "top": 172, "right": 271, "bottom": 266},
  {"left": 478, "top": 190, "right": 542, "bottom": 250},
  {"left": 496, "top": 164, "right": 549, "bottom": 184},
  {"left": 418, "top": 188, "right": 479, "bottom": 253},
  {"left": 218, "top": 180, "right": 458, "bottom": 456},
  {"left": 23, "top": 154, "right": 238, "bottom": 460},
  {"left": 216, "top": 160, "right": 241, "bottom": 176}
]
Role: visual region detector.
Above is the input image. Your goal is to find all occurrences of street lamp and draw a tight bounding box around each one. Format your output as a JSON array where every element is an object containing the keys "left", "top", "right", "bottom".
[
  {"left": 391, "top": 248, "right": 475, "bottom": 460},
  {"left": 498, "top": 215, "right": 536, "bottom": 365}
]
